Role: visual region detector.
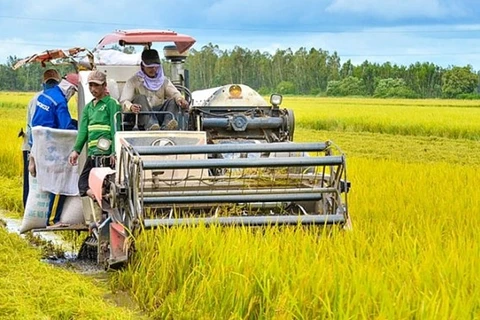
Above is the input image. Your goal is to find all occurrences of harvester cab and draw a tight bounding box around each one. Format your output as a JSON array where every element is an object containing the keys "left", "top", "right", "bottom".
[{"left": 15, "top": 29, "right": 351, "bottom": 269}]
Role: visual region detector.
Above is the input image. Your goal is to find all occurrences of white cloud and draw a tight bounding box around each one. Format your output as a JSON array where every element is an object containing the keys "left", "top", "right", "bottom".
[
  {"left": 204, "top": 0, "right": 324, "bottom": 24},
  {"left": 1, "top": 0, "right": 479, "bottom": 70},
  {"left": 0, "top": 38, "right": 41, "bottom": 63},
  {"left": 326, "top": 0, "right": 463, "bottom": 20}
]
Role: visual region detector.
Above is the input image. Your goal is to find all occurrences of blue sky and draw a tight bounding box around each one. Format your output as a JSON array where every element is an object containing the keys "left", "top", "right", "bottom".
[{"left": 1, "top": 0, "right": 480, "bottom": 70}]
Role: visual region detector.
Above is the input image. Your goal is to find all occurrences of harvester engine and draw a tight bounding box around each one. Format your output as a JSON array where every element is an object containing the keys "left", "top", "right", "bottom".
[{"left": 190, "top": 85, "right": 295, "bottom": 143}]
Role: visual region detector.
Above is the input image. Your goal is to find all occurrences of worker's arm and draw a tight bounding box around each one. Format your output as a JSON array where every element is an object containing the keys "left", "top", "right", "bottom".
[
  {"left": 108, "top": 98, "right": 122, "bottom": 155},
  {"left": 72, "top": 104, "right": 89, "bottom": 154},
  {"left": 119, "top": 77, "right": 136, "bottom": 112},
  {"left": 165, "top": 79, "right": 188, "bottom": 109},
  {"left": 56, "top": 99, "right": 76, "bottom": 130}
]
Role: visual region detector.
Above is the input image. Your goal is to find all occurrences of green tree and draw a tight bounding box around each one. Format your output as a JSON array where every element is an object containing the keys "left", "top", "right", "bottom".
[
  {"left": 442, "top": 66, "right": 478, "bottom": 98},
  {"left": 327, "top": 76, "right": 366, "bottom": 96},
  {"left": 374, "top": 78, "right": 417, "bottom": 98},
  {"left": 276, "top": 81, "right": 296, "bottom": 94},
  {"left": 355, "top": 61, "right": 377, "bottom": 95}
]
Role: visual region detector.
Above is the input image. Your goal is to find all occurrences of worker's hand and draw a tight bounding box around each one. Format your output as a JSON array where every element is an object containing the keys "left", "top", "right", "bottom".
[
  {"left": 130, "top": 103, "right": 141, "bottom": 113},
  {"left": 28, "top": 155, "right": 36, "bottom": 177},
  {"left": 86, "top": 189, "right": 96, "bottom": 201},
  {"left": 175, "top": 97, "right": 189, "bottom": 109},
  {"left": 109, "top": 155, "right": 116, "bottom": 167},
  {"left": 69, "top": 150, "right": 79, "bottom": 166}
]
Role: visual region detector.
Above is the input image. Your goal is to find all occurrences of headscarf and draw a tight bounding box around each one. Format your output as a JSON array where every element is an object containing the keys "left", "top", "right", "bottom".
[
  {"left": 136, "top": 62, "right": 165, "bottom": 91},
  {"left": 58, "top": 79, "right": 77, "bottom": 101}
]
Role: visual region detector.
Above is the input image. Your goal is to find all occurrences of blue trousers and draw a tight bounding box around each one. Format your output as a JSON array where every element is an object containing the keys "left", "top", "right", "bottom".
[
  {"left": 46, "top": 193, "right": 67, "bottom": 225},
  {"left": 22, "top": 151, "right": 29, "bottom": 208}
]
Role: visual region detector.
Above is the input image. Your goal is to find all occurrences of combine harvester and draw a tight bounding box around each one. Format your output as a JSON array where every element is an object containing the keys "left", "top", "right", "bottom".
[{"left": 15, "top": 30, "right": 351, "bottom": 269}]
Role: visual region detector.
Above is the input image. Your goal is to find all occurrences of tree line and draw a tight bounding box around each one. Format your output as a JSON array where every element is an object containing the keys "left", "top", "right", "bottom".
[{"left": 2, "top": 44, "right": 480, "bottom": 99}]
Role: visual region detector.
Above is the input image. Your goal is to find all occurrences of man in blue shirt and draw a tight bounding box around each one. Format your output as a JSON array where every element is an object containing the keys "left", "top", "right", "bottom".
[
  {"left": 29, "top": 69, "right": 78, "bottom": 228},
  {"left": 30, "top": 69, "right": 77, "bottom": 141}
]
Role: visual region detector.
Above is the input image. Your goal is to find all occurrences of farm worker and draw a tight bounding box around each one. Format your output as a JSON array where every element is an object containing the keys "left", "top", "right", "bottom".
[
  {"left": 29, "top": 69, "right": 78, "bottom": 145},
  {"left": 119, "top": 48, "right": 189, "bottom": 130},
  {"left": 19, "top": 90, "right": 41, "bottom": 208},
  {"left": 68, "top": 70, "right": 121, "bottom": 204},
  {"left": 28, "top": 69, "right": 79, "bottom": 228}
]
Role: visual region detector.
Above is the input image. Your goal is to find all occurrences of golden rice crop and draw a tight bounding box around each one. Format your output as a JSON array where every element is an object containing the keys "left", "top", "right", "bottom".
[
  {"left": 286, "top": 96, "right": 480, "bottom": 108},
  {"left": 111, "top": 95, "right": 480, "bottom": 318},
  {"left": 113, "top": 158, "right": 480, "bottom": 319},
  {"left": 0, "top": 92, "right": 78, "bottom": 213},
  {"left": 0, "top": 101, "right": 28, "bottom": 213},
  {"left": 0, "top": 91, "right": 32, "bottom": 106},
  {"left": 295, "top": 129, "right": 480, "bottom": 166},
  {"left": 285, "top": 97, "right": 480, "bottom": 140},
  {"left": 0, "top": 227, "right": 145, "bottom": 319},
  {"left": 1, "top": 94, "right": 479, "bottom": 319}
]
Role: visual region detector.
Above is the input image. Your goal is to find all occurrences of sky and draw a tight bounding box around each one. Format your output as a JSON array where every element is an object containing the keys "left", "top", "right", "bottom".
[{"left": 1, "top": 0, "right": 480, "bottom": 70}]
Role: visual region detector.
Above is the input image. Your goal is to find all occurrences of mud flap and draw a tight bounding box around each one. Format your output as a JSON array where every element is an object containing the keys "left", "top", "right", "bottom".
[{"left": 107, "top": 222, "right": 130, "bottom": 267}]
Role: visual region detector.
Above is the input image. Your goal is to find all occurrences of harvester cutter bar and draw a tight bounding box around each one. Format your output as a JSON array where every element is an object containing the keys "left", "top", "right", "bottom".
[
  {"left": 141, "top": 187, "right": 337, "bottom": 198},
  {"left": 144, "top": 192, "right": 323, "bottom": 204},
  {"left": 144, "top": 214, "right": 345, "bottom": 228}
]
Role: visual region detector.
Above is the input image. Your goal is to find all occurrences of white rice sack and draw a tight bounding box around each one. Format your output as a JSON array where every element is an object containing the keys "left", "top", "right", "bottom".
[
  {"left": 20, "top": 176, "right": 49, "bottom": 233},
  {"left": 31, "top": 126, "right": 79, "bottom": 196},
  {"left": 59, "top": 196, "right": 85, "bottom": 225}
]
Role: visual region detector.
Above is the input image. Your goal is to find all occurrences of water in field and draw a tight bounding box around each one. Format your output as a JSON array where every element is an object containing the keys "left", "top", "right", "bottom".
[{"left": 0, "top": 210, "right": 104, "bottom": 274}]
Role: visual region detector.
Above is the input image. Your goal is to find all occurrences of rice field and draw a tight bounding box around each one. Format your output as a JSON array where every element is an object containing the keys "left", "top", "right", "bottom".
[
  {"left": 290, "top": 97, "right": 480, "bottom": 140},
  {"left": 0, "top": 93, "right": 479, "bottom": 319}
]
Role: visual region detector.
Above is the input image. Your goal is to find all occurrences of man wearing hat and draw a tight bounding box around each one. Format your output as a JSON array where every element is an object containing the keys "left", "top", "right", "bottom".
[
  {"left": 22, "top": 70, "right": 78, "bottom": 207},
  {"left": 26, "top": 69, "right": 78, "bottom": 228},
  {"left": 30, "top": 69, "right": 78, "bottom": 145},
  {"left": 120, "top": 48, "right": 189, "bottom": 130},
  {"left": 69, "top": 70, "right": 121, "bottom": 204}
]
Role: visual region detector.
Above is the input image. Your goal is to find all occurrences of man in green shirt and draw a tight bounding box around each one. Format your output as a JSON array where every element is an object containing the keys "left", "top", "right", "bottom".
[{"left": 68, "top": 70, "right": 121, "bottom": 199}]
